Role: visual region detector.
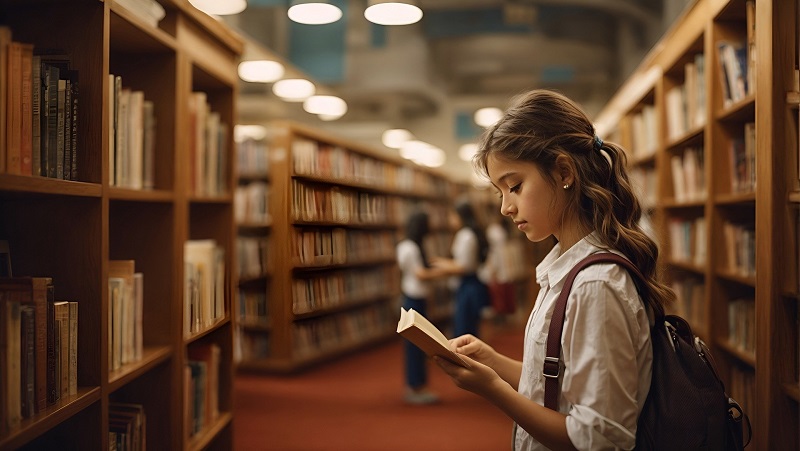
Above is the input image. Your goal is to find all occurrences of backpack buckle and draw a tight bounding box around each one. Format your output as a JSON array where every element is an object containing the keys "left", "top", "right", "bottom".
[{"left": 543, "top": 357, "right": 560, "bottom": 378}]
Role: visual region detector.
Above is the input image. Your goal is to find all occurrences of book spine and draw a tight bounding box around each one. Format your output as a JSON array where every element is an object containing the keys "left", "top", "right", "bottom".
[
  {"left": 68, "top": 301, "right": 77, "bottom": 396},
  {"left": 31, "top": 55, "right": 41, "bottom": 177},
  {"left": 63, "top": 79, "right": 72, "bottom": 181},
  {"left": 44, "top": 64, "right": 59, "bottom": 179},
  {"left": 6, "top": 42, "right": 22, "bottom": 174},
  {"left": 19, "top": 305, "right": 34, "bottom": 418},
  {"left": 56, "top": 79, "right": 66, "bottom": 180},
  {"left": 46, "top": 289, "right": 57, "bottom": 404},
  {"left": 20, "top": 44, "right": 33, "bottom": 176},
  {"left": 70, "top": 76, "right": 78, "bottom": 180}
]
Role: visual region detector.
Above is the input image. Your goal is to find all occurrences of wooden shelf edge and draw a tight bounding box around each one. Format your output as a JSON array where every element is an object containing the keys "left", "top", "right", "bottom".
[
  {"left": 716, "top": 338, "right": 756, "bottom": 367},
  {"left": 185, "top": 317, "right": 231, "bottom": 345},
  {"left": 187, "top": 411, "right": 233, "bottom": 451},
  {"left": 0, "top": 175, "right": 102, "bottom": 197},
  {"left": 783, "top": 382, "right": 800, "bottom": 402},
  {"left": 108, "top": 187, "right": 175, "bottom": 202},
  {"left": 0, "top": 386, "right": 101, "bottom": 450},
  {"left": 108, "top": 345, "right": 173, "bottom": 390}
]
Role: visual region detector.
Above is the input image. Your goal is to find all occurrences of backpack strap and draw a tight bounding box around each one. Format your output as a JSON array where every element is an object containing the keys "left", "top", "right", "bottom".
[{"left": 543, "top": 253, "right": 646, "bottom": 410}]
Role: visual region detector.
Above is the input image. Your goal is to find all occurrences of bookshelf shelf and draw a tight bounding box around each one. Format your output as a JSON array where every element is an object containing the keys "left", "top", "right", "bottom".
[
  {"left": 783, "top": 383, "right": 800, "bottom": 402},
  {"left": 0, "top": 1, "right": 242, "bottom": 448},
  {"left": 234, "top": 120, "right": 457, "bottom": 373},
  {"left": 717, "top": 339, "right": 757, "bottom": 367},
  {"left": 107, "top": 345, "right": 172, "bottom": 390},
  {"left": 186, "top": 411, "right": 233, "bottom": 451},
  {"left": 593, "top": 0, "right": 797, "bottom": 447}
]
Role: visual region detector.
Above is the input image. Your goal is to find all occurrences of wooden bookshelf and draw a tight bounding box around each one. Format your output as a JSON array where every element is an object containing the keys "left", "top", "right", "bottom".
[
  {"left": 234, "top": 120, "right": 459, "bottom": 373},
  {"left": 593, "top": 0, "right": 798, "bottom": 449},
  {"left": 0, "top": 0, "right": 243, "bottom": 449}
]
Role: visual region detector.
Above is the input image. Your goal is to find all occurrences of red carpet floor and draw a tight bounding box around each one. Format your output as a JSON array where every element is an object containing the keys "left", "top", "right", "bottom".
[{"left": 233, "top": 321, "right": 525, "bottom": 451}]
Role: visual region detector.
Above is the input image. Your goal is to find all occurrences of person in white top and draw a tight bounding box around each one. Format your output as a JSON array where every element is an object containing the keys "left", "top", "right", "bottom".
[
  {"left": 481, "top": 214, "right": 518, "bottom": 318},
  {"left": 433, "top": 89, "right": 675, "bottom": 450},
  {"left": 432, "top": 199, "right": 490, "bottom": 338},
  {"left": 397, "top": 209, "right": 447, "bottom": 404}
]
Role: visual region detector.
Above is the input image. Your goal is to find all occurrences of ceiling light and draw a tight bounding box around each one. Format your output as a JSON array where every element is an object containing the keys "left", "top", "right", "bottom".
[
  {"left": 189, "top": 0, "right": 247, "bottom": 16},
  {"left": 234, "top": 124, "right": 268, "bottom": 142},
  {"left": 365, "top": 1, "right": 422, "bottom": 26},
  {"left": 458, "top": 143, "right": 478, "bottom": 162},
  {"left": 382, "top": 129, "right": 413, "bottom": 148},
  {"left": 303, "top": 95, "right": 348, "bottom": 119},
  {"left": 238, "top": 60, "right": 285, "bottom": 83},
  {"left": 288, "top": 1, "right": 342, "bottom": 25},
  {"left": 272, "top": 78, "right": 316, "bottom": 102},
  {"left": 474, "top": 107, "right": 503, "bottom": 127}
]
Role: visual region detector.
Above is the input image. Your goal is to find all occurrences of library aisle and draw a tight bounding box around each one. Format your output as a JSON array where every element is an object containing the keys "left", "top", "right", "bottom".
[{"left": 232, "top": 320, "right": 524, "bottom": 451}]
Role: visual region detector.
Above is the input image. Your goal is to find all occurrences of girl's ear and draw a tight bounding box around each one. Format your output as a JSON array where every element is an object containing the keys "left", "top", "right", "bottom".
[{"left": 554, "top": 154, "right": 576, "bottom": 187}]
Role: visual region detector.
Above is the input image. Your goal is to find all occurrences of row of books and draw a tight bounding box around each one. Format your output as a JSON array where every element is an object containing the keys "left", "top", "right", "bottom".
[
  {"left": 237, "top": 290, "right": 268, "bottom": 326},
  {"left": 292, "top": 302, "right": 395, "bottom": 358},
  {"left": 621, "top": 104, "right": 658, "bottom": 160},
  {"left": 109, "top": 402, "right": 147, "bottom": 451},
  {"left": 667, "top": 217, "right": 707, "bottom": 267},
  {"left": 292, "top": 139, "right": 451, "bottom": 197},
  {"left": 730, "top": 122, "right": 756, "bottom": 193},
  {"left": 108, "top": 74, "right": 156, "bottom": 190},
  {"left": 291, "top": 228, "right": 396, "bottom": 267},
  {"left": 189, "top": 92, "right": 229, "bottom": 197},
  {"left": 728, "top": 298, "right": 755, "bottom": 355},
  {"left": 670, "top": 147, "right": 706, "bottom": 202},
  {"left": 237, "top": 236, "right": 270, "bottom": 280},
  {"left": 235, "top": 182, "right": 270, "bottom": 224},
  {"left": 629, "top": 166, "right": 657, "bottom": 209},
  {"left": 236, "top": 138, "right": 270, "bottom": 179},
  {"left": 669, "top": 276, "right": 706, "bottom": 333},
  {"left": 184, "top": 240, "right": 226, "bottom": 338},
  {"left": 108, "top": 260, "right": 144, "bottom": 371},
  {"left": 291, "top": 180, "right": 450, "bottom": 228},
  {"left": 0, "top": 29, "right": 79, "bottom": 180},
  {"left": 0, "top": 277, "right": 77, "bottom": 432},
  {"left": 292, "top": 267, "right": 399, "bottom": 315},
  {"left": 235, "top": 332, "right": 269, "bottom": 362},
  {"left": 665, "top": 53, "right": 707, "bottom": 142},
  {"left": 185, "top": 343, "right": 221, "bottom": 438},
  {"left": 722, "top": 221, "right": 756, "bottom": 277}
]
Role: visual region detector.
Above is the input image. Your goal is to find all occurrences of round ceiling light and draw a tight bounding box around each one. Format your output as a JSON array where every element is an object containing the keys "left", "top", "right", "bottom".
[
  {"left": 238, "top": 60, "right": 285, "bottom": 83},
  {"left": 189, "top": 0, "right": 247, "bottom": 16},
  {"left": 272, "top": 78, "right": 316, "bottom": 102},
  {"left": 382, "top": 129, "right": 413, "bottom": 148},
  {"left": 364, "top": 1, "right": 422, "bottom": 26},
  {"left": 474, "top": 107, "right": 503, "bottom": 127},
  {"left": 458, "top": 143, "right": 478, "bottom": 162},
  {"left": 303, "top": 95, "right": 348, "bottom": 120},
  {"left": 288, "top": 1, "right": 343, "bottom": 25}
]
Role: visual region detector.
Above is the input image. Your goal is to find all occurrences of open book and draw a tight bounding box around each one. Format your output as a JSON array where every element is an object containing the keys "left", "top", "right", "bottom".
[{"left": 396, "top": 308, "right": 468, "bottom": 368}]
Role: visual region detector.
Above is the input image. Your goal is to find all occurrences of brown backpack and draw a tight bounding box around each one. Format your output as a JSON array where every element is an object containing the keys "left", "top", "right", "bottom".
[{"left": 543, "top": 253, "right": 751, "bottom": 450}]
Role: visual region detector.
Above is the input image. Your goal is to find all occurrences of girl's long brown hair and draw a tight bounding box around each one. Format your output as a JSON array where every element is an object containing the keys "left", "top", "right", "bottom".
[{"left": 475, "top": 89, "right": 673, "bottom": 317}]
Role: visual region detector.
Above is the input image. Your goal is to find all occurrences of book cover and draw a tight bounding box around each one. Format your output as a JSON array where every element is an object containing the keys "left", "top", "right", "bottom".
[{"left": 396, "top": 308, "right": 468, "bottom": 367}]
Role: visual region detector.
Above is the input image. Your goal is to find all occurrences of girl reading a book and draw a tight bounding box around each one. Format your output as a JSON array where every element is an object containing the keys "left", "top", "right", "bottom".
[
  {"left": 397, "top": 209, "right": 447, "bottom": 405},
  {"left": 433, "top": 89, "right": 674, "bottom": 450}
]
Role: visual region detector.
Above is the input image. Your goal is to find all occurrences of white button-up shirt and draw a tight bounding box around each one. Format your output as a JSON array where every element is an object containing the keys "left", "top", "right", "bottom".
[
  {"left": 397, "top": 239, "right": 430, "bottom": 299},
  {"left": 514, "top": 233, "right": 653, "bottom": 450}
]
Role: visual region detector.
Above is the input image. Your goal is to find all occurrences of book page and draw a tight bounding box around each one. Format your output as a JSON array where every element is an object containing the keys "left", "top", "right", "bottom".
[{"left": 397, "top": 308, "right": 468, "bottom": 367}]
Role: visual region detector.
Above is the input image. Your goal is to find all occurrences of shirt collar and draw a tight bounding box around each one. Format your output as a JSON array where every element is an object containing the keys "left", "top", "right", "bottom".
[{"left": 535, "top": 232, "right": 606, "bottom": 289}]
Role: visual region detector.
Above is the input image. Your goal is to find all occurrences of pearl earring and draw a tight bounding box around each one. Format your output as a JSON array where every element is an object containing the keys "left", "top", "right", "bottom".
[{"left": 563, "top": 184, "right": 570, "bottom": 189}]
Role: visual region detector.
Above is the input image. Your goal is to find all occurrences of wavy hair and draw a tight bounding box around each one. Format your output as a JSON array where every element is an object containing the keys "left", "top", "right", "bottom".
[{"left": 475, "top": 89, "right": 673, "bottom": 316}]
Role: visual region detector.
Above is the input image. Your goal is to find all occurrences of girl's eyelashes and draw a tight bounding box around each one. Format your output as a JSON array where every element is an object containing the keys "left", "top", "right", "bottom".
[{"left": 509, "top": 183, "right": 521, "bottom": 194}]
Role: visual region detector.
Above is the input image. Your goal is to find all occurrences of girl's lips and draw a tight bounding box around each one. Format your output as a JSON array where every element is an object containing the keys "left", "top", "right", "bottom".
[{"left": 515, "top": 221, "right": 527, "bottom": 230}]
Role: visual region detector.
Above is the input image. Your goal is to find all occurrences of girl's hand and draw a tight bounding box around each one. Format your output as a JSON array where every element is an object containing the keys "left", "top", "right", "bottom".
[
  {"left": 450, "top": 334, "right": 497, "bottom": 367},
  {"left": 434, "top": 354, "right": 504, "bottom": 398}
]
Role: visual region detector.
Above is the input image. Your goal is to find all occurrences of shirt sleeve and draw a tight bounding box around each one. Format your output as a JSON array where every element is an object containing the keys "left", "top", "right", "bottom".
[{"left": 560, "top": 277, "right": 644, "bottom": 450}]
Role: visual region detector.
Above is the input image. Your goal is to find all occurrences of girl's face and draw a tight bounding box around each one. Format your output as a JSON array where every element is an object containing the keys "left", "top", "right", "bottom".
[{"left": 486, "top": 154, "right": 562, "bottom": 243}]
